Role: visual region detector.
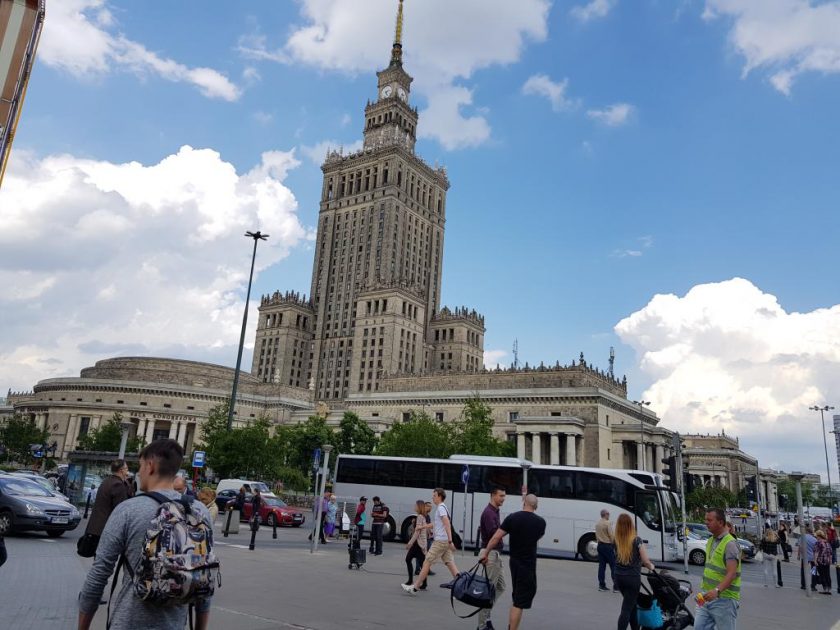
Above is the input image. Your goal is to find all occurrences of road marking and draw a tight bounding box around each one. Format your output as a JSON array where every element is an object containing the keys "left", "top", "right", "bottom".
[
  {"left": 212, "top": 606, "right": 315, "bottom": 629},
  {"left": 40, "top": 538, "right": 57, "bottom": 543},
  {"left": 214, "top": 542, "right": 250, "bottom": 549}
]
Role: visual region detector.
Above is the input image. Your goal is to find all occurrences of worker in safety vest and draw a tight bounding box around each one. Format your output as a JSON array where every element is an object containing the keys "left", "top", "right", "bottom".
[{"left": 696, "top": 508, "right": 741, "bottom": 630}]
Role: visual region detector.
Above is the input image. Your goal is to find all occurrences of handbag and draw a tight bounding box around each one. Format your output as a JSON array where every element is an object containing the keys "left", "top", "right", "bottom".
[
  {"left": 76, "top": 533, "right": 100, "bottom": 558},
  {"left": 754, "top": 550, "right": 764, "bottom": 562},
  {"left": 636, "top": 598, "right": 664, "bottom": 629},
  {"left": 450, "top": 562, "right": 496, "bottom": 618}
]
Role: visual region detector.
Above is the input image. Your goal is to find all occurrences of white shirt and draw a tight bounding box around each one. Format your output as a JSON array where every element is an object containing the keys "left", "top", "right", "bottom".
[{"left": 433, "top": 503, "right": 450, "bottom": 541}]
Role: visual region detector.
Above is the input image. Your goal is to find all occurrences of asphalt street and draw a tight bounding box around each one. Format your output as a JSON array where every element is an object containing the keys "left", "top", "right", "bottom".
[{"left": 1, "top": 518, "right": 838, "bottom": 629}]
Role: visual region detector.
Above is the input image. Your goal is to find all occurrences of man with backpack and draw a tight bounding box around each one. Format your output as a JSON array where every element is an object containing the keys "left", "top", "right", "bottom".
[{"left": 77, "top": 439, "right": 218, "bottom": 630}]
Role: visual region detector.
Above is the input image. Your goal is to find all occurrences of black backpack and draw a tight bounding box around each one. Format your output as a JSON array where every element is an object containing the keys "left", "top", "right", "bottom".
[{"left": 450, "top": 562, "right": 496, "bottom": 618}]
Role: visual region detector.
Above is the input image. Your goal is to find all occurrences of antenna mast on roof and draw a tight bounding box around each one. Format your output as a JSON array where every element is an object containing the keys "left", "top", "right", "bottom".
[
  {"left": 608, "top": 346, "right": 615, "bottom": 378},
  {"left": 513, "top": 339, "right": 520, "bottom": 369}
]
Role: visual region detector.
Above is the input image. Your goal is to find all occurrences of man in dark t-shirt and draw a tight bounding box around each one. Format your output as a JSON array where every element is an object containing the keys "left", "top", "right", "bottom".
[{"left": 479, "top": 494, "right": 546, "bottom": 630}]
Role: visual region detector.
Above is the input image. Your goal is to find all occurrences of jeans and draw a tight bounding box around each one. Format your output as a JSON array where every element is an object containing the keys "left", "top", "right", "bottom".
[
  {"left": 694, "top": 597, "right": 739, "bottom": 630},
  {"left": 370, "top": 523, "right": 384, "bottom": 554},
  {"left": 598, "top": 542, "right": 616, "bottom": 588},
  {"left": 761, "top": 553, "right": 779, "bottom": 586},
  {"left": 615, "top": 573, "right": 640, "bottom": 630},
  {"left": 478, "top": 550, "right": 506, "bottom": 627},
  {"left": 405, "top": 542, "right": 426, "bottom": 586}
]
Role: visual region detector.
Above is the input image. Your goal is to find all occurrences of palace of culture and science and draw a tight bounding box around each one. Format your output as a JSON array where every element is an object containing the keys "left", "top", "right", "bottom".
[{"left": 8, "top": 2, "right": 687, "bottom": 479}]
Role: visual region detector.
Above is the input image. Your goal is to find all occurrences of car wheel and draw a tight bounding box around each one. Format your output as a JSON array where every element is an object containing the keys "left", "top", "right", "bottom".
[
  {"left": 578, "top": 533, "right": 599, "bottom": 562},
  {"left": 689, "top": 549, "right": 706, "bottom": 566},
  {"left": 46, "top": 529, "right": 64, "bottom": 538},
  {"left": 0, "top": 510, "right": 11, "bottom": 534},
  {"left": 383, "top": 515, "right": 398, "bottom": 542},
  {"left": 400, "top": 516, "right": 416, "bottom": 542}
]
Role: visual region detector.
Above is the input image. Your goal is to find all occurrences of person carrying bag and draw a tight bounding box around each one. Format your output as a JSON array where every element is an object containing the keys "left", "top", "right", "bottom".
[{"left": 450, "top": 562, "right": 496, "bottom": 619}]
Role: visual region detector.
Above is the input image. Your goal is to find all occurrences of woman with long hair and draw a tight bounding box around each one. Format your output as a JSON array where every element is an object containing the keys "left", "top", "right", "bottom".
[
  {"left": 814, "top": 530, "right": 833, "bottom": 594},
  {"left": 614, "top": 513, "right": 655, "bottom": 630},
  {"left": 197, "top": 487, "right": 218, "bottom": 523},
  {"left": 760, "top": 527, "right": 782, "bottom": 587},
  {"left": 404, "top": 500, "right": 429, "bottom": 589}
]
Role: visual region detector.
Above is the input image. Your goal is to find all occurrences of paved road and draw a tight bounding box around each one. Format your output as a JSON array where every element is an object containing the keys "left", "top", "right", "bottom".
[{"left": 1, "top": 520, "right": 838, "bottom": 629}]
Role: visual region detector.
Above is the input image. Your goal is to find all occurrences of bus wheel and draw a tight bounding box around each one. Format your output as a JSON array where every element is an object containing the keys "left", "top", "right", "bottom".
[
  {"left": 578, "top": 533, "right": 599, "bottom": 562},
  {"left": 383, "top": 515, "right": 398, "bottom": 542},
  {"left": 400, "top": 517, "right": 416, "bottom": 542}
]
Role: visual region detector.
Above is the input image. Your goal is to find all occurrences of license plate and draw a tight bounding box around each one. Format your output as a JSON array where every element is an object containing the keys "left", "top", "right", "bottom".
[
  {"left": 51, "top": 517, "right": 69, "bottom": 524},
  {"left": 293, "top": 515, "right": 302, "bottom": 520}
]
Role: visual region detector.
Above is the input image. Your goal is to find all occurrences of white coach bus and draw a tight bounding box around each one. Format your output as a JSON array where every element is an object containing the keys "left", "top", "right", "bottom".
[{"left": 332, "top": 454, "right": 679, "bottom": 562}]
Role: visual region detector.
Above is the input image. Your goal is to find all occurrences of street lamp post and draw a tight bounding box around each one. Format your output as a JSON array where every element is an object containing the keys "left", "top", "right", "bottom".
[
  {"left": 789, "top": 472, "right": 810, "bottom": 598},
  {"left": 227, "top": 231, "right": 269, "bottom": 431},
  {"left": 809, "top": 405, "right": 836, "bottom": 511},
  {"left": 633, "top": 400, "right": 651, "bottom": 470},
  {"left": 520, "top": 460, "right": 532, "bottom": 497},
  {"left": 117, "top": 421, "right": 134, "bottom": 459},
  {"left": 311, "top": 444, "right": 334, "bottom": 554}
]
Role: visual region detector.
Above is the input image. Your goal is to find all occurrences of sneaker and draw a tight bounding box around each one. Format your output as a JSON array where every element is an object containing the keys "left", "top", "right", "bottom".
[
  {"left": 401, "top": 583, "right": 418, "bottom": 596},
  {"left": 612, "top": 587, "right": 619, "bottom": 593},
  {"left": 598, "top": 586, "right": 609, "bottom": 592},
  {"left": 429, "top": 570, "right": 436, "bottom": 576},
  {"left": 440, "top": 579, "right": 457, "bottom": 589}
]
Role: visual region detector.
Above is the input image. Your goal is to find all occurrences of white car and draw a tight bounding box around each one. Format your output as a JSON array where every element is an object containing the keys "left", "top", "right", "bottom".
[{"left": 678, "top": 531, "right": 757, "bottom": 565}]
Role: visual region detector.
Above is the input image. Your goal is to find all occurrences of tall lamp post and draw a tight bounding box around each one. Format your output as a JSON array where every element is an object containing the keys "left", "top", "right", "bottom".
[
  {"left": 789, "top": 472, "right": 810, "bottom": 598},
  {"left": 809, "top": 405, "right": 836, "bottom": 511},
  {"left": 227, "top": 231, "right": 269, "bottom": 430},
  {"left": 633, "top": 400, "right": 651, "bottom": 470}
]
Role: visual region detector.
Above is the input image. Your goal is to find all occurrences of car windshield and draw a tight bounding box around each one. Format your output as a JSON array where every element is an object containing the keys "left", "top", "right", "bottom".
[
  {"left": 0, "top": 477, "right": 53, "bottom": 497},
  {"left": 264, "top": 498, "right": 287, "bottom": 507},
  {"left": 251, "top": 482, "right": 270, "bottom": 493}
]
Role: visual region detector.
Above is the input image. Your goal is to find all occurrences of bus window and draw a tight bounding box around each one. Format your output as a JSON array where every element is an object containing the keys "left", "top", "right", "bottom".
[
  {"left": 635, "top": 492, "right": 662, "bottom": 531},
  {"left": 482, "top": 466, "right": 521, "bottom": 495},
  {"left": 531, "top": 469, "right": 575, "bottom": 499},
  {"left": 575, "top": 471, "right": 632, "bottom": 511},
  {"left": 336, "top": 458, "right": 376, "bottom": 484},
  {"left": 403, "top": 461, "right": 438, "bottom": 489},
  {"left": 376, "top": 460, "right": 405, "bottom": 487}
]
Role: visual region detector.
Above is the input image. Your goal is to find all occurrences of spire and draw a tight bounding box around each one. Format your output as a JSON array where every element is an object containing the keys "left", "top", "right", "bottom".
[{"left": 390, "top": 0, "right": 404, "bottom": 66}]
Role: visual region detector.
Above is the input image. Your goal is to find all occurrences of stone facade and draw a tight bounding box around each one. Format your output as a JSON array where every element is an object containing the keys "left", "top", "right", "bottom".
[{"left": 681, "top": 433, "right": 759, "bottom": 494}]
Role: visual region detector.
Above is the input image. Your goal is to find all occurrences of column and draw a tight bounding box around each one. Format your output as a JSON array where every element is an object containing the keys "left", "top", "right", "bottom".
[
  {"left": 175, "top": 422, "right": 184, "bottom": 445},
  {"left": 144, "top": 419, "right": 157, "bottom": 445},
  {"left": 566, "top": 434, "right": 577, "bottom": 467},
  {"left": 636, "top": 441, "right": 645, "bottom": 471},
  {"left": 168, "top": 422, "right": 178, "bottom": 439},
  {"left": 63, "top": 415, "right": 80, "bottom": 453},
  {"left": 549, "top": 433, "right": 560, "bottom": 466},
  {"left": 183, "top": 423, "right": 193, "bottom": 451},
  {"left": 655, "top": 444, "right": 664, "bottom": 474},
  {"left": 137, "top": 418, "right": 148, "bottom": 443},
  {"left": 517, "top": 433, "right": 526, "bottom": 459},
  {"left": 531, "top": 433, "right": 542, "bottom": 465}
]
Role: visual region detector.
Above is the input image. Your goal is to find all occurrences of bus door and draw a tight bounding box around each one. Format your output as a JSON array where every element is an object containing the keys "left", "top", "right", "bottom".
[
  {"left": 634, "top": 491, "right": 666, "bottom": 562},
  {"left": 450, "top": 487, "right": 477, "bottom": 548}
]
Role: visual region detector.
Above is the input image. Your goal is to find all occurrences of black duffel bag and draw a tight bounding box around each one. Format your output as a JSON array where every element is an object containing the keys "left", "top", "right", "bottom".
[
  {"left": 450, "top": 562, "right": 496, "bottom": 618},
  {"left": 76, "top": 533, "right": 100, "bottom": 558}
]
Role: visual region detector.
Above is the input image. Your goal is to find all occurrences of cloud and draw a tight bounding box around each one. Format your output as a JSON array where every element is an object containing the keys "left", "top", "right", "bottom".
[
  {"left": 0, "top": 146, "right": 311, "bottom": 391},
  {"left": 252, "top": 111, "right": 274, "bottom": 126},
  {"left": 612, "top": 235, "right": 653, "bottom": 259},
  {"left": 39, "top": 0, "right": 240, "bottom": 101},
  {"left": 571, "top": 0, "right": 617, "bottom": 22},
  {"left": 615, "top": 278, "right": 840, "bottom": 474},
  {"left": 522, "top": 74, "right": 577, "bottom": 112},
  {"left": 299, "top": 139, "right": 364, "bottom": 166},
  {"left": 703, "top": 0, "right": 840, "bottom": 95},
  {"left": 586, "top": 103, "right": 635, "bottom": 126},
  {"left": 484, "top": 349, "right": 508, "bottom": 369},
  {"left": 239, "top": 0, "right": 550, "bottom": 149}
]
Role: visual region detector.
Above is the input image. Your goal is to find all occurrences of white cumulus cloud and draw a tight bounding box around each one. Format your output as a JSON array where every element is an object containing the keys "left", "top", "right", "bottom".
[
  {"left": 703, "top": 0, "right": 840, "bottom": 95},
  {"left": 587, "top": 103, "right": 635, "bottom": 126},
  {"left": 0, "top": 146, "right": 311, "bottom": 391},
  {"left": 615, "top": 278, "right": 840, "bottom": 475},
  {"left": 571, "top": 0, "right": 617, "bottom": 22},
  {"left": 238, "top": 0, "right": 550, "bottom": 150},
  {"left": 484, "top": 349, "right": 508, "bottom": 369},
  {"left": 39, "top": 0, "right": 240, "bottom": 101},
  {"left": 522, "top": 74, "right": 577, "bottom": 112}
]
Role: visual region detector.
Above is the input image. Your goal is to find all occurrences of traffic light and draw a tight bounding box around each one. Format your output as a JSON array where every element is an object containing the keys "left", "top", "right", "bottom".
[
  {"left": 745, "top": 475, "right": 758, "bottom": 503},
  {"left": 662, "top": 456, "right": 678, "bottom": 492}
]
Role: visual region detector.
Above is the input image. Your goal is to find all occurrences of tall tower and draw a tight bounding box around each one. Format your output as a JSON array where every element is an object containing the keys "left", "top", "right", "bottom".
[{"left": 306, "top": 0, "right": 450, "bottom": 400}]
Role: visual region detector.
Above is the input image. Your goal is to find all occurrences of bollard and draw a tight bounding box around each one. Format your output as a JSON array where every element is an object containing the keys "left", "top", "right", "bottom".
[
  {"left": 223, "top": 509, "right": 233, "bottom": 538},
  {"left": 83, "top": 492, "right": 92, "bottom": 519},
  {"left": 272, "top": 515, "right": 278, "bottom": 539},
  {"left": 249, "top": 517, "right": 260, "bottom": 551},
  {"left": 473, "top": 526, "right": 481, "bottom": 556}
]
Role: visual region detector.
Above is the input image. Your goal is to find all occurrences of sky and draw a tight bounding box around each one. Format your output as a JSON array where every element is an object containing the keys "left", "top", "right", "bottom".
[{"left": 1, "top": 0, "right": 839, "bottom": 479}]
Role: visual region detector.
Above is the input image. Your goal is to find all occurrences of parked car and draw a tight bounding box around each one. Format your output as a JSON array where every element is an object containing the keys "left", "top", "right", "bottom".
[
  {"left": 215, "top": 488, "right": 240, "bottom": 512},
  {"left": 10, "top": 471, "right": 70, "bottom": 502},
  {"left": 681, "top": 523, "right": 756, "bottom": 563},
  {"left": 0, "top": 473, "right": 81, "bottom": 537},
  {"left": 216, "top": 478, "right": 276, "bottom": 498},
  {"left": 238, "top": 495, "right": 305, "bottom": 527}
]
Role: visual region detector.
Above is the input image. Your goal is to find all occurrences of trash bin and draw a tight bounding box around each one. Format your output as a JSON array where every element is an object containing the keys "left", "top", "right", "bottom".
[{"left": 223, "top": 509, "right": 240, "bottom": 534}]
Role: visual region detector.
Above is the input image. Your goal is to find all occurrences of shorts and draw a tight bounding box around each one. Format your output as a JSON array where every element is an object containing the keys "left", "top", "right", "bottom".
[
  {"left": 425, "top": 540, "right": 454, "bottom": 565},
  {"left": 509, "top": 558, "right": 537, "bottom": 609}
]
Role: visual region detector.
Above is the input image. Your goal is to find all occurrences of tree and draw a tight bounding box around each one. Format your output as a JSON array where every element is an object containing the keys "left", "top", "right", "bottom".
[
  {"left": 454, "top": 397, "right": 515, "bottom": 457},
  {"left": 336, "top": 412, "right": 378, "bottom": 455},
  {"left": 0, "top": 414, "right": 50, "bottom": 465},
  {"left": 685, "top": 485, "right": 738, "bottom": 520},
  {"left": 76, "top": 413, "right": 145, "bottom": 454},
  {"left": 284, "top": 416, "right": 338, "bottom": 475},
  {"left": 777, "top": 478, "right": 816, "bottom": 510},
  {"left": 377, "top": 411, "right": 456, "bottom": 458}
]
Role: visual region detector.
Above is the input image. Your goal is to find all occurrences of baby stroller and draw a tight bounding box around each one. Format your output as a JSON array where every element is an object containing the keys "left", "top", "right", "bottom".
[
  {"left": 347, "top": 525, "right": 366, "bottom": 570},
  {"left": 637, "top": 569, "right": 694, "bottom": 630}
]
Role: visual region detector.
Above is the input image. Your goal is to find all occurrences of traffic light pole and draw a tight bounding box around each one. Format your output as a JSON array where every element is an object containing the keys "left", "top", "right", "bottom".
[{"left": 674, "top": 433, "right": 689, "bottom": 575}]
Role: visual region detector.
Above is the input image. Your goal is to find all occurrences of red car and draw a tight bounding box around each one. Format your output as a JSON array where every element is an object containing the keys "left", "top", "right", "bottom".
[{"left": 235, "top": 495, "right": 305, "bottom": 527}]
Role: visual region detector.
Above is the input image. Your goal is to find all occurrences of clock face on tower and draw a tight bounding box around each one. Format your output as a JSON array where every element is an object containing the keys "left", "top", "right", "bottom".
[
  {"left": 381, "top": 86, "right": 393, "bottom": 98},
  {"left": 397, "top": 87, "right": 407, "bottom": 101}
]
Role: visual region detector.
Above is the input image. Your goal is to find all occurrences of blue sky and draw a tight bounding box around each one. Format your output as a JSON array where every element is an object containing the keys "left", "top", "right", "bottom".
[{"left": 2, "top": 0, "right": 839, "bottom": 476}]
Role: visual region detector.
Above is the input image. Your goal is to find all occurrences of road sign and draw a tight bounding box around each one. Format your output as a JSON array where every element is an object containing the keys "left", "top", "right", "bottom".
[
  {"left": 192, "top": 450, "right": 206, "bottom": 468},
  {"left": 30, "top": 443, "right": 44, "bottom": 458},
  {"left": 313, "top": 447, "right": 322, "bottom": 471},
  {"left": 461, "top": 464, "right": 470, "bottom": 485}
]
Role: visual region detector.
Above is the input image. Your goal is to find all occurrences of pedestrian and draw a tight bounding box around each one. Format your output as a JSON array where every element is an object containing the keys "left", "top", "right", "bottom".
[
  {"left": 814, "top": 530, "right": 833, "bottom": 594},
  {"left": 82, "top": 460, "right": 131, "bottom": 556},
  {"left": 198, "top": 487, "right": 219, "bottom": 523},
  {"left": 231, "top": 486, "right": 247, "bottom": 512},
  {"left": 325, "top": 495, "right": 338, "bottom": 538},
  {"left": 369, "top": 496, "right": 389, "bottom": 555},
  {"left": 777, "top": 523, "right": 790, "bottom": 562},
  {"left": 251, "top": 488, "right": 264, "bottom": 526},
  {"left": 424, "top": 501, "right": 435, "bottom": 575},
  {"left": 354, "top": 496, "right": 368, "bottom": 544},
  {"left": 476, "top": 486, "right": 508, "bottom": 630},
  {"left": 759, "top": 527, "right": 782, "bottom": 588},
  {"left": 595, "top": 508, "right": 617, "bottom": 592},
  {"left": 309, "top": 490, "right": 329, "bottom": 544},
  {"left": 404, "top": 500, "right": 429, "bottom": 590},
  {"left": 695, "top": 508, "right": 741, "bottom": 630},
  {"left": 827, "top": 525, "right": 838, "bottom": 564},
  {"left": 614, "top": 513, "right": 656, "bottom": 630},
  {"left": 0, "top": 519, "right": 7, "bottom": 568},
  {"left": 802, "top": 526, "right": 818, "bottom": 591},
  {"left": 402, "top": 488, "right": 460, "bottom": 595},
  {"left": 478, "top": 493, "right": 545, "bottom": 630},
  {"left": 77, "top": 439, "right": 214, "bottom": 630},
  {"left": 173, "top": 475, "right": 195, "bottom": 499}
]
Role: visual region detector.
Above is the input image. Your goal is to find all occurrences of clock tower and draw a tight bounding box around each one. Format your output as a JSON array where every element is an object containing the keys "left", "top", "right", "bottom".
[{"left": 363, "top": 0, "right": 418, "bottom": 152}]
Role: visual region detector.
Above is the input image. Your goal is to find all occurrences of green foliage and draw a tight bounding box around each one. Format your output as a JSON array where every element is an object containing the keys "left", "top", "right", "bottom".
[
  {"left": 0, "top": 414, "right": 50, "bottom": 464},
  {"left": 377, "top": 411, "right": 456, "bottom": 458},
  {"left": 76, "top": 413, "right": 145, "bottom": 454},
  {"left": 456, "top": 397, "right": 516, "bottom": 457},
  {"left": 685, "top": 485, "right": 738, "bottom": 520},
  {"left": 275, "top": 466, "right": 310, "bottom": 492},
  {"left": 336, "top": 412, "right": 378, "bottom": 455},
  {"left": 284, "top": 415, "right": 338, "bottom": 474},
  {"left": 777, "top": 478, "right": 818, "bottom": 510}
]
